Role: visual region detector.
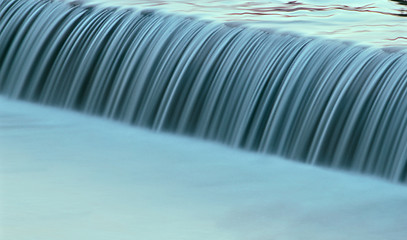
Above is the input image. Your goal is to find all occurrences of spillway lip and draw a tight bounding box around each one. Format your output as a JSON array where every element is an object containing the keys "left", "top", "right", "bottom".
[
  {"left": 60, "top": 0, "right": 407, "bottom": 48},
  {"left": 55, "top": 0, "right": 377, "bottom": 50},
  {"left": 56, "top": 0, "right": 407, "bottom": 51}
]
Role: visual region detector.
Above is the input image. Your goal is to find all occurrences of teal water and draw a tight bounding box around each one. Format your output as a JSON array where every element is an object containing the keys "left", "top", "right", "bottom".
[
  {"left": 2, "top": 97, "right": 407, "bottom": 240},
  {"left": 2, "top": 0, "right": 407, "bottom": 182},
  {"left": 2, "top": 2, "right": 407, "bottom": 239},
  {"left": 83, "top": 0, "right": 407, "bottom": 47}
]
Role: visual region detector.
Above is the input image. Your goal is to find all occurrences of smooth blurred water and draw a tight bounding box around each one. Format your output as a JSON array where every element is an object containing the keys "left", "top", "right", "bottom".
[
  {"left": 1, "top": 2, "right": 407, "bottom": 238},
  {"left": 2, "top": 0, "right": 407, "bottom": 182},
  {"left": 82, "top": 0, "right": 407, "bottom": 47},
  {"left": 2, "top": 97, "right": 407, "bottom": 240}
]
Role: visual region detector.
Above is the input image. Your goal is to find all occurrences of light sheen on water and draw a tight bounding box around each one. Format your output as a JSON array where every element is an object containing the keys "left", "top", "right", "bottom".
[
  {"left": 1, "top": 0, "right": 407, "bottom": 182},
  {"left": 83, "top": 0, "right": 407, "bottom": 47}
]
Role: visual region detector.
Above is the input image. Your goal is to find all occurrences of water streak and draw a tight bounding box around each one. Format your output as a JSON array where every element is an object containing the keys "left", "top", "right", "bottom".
[{"left": 1, "top": 0, "right": 407, "bottom": 182}]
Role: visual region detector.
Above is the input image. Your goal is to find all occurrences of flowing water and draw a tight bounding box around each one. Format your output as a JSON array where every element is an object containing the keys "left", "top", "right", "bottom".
[
  {"left": 84, "top": 0, "right": 407, "bottom": 47},
  {"left": 1, "top": 0, "right": 407, "bottom": 183}
]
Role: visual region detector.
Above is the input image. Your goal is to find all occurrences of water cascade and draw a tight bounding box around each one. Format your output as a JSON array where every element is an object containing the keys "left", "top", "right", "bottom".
[{"left": 1, "top": 0, "right": 407, "bottom": 182}]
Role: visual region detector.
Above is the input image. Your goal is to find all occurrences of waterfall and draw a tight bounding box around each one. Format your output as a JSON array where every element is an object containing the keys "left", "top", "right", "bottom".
[{"left": 1, "top": 0, "right": 407, "bottom": 183}]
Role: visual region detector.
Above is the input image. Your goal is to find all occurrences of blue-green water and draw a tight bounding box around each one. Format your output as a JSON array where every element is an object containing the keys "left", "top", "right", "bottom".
[
  {"left": 2, "top": 2, "right": 407, "bottom": 238},
  {"left": 83, "top": 0, "right": 407, "bottom": 47},
  {"left": 2, "top": 0, "right": 407, "bottom": 181}
]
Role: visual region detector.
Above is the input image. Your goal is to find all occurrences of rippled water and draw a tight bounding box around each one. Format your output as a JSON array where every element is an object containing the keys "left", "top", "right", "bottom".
[{"left": 81, "top": 0, "right": 407, "bottom": 47}]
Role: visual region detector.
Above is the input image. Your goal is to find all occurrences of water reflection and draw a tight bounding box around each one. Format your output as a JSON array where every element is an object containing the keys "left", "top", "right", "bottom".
[{"left": 78, "top": 0, "right": 407, "bottom": 47}]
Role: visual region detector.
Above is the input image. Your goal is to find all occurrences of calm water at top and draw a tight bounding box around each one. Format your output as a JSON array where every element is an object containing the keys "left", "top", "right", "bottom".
[{"left": 80, "top": 0, "right": 407, "bottom": 48}]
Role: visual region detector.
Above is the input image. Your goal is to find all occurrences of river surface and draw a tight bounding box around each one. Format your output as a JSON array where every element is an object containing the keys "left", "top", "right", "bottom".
[
  {"left": 81, "top": 0, "right": 407, "bottom": 47},
  {"left": 2, "top": 97, "right": 407, "bottom": 240}
]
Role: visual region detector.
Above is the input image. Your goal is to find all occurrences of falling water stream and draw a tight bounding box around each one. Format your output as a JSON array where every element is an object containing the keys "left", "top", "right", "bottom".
[{"left": 1, "top": 0, "right": 407, "bottom": 182}]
